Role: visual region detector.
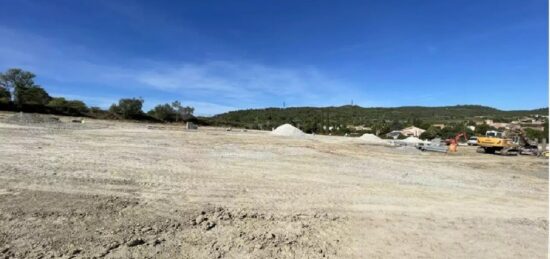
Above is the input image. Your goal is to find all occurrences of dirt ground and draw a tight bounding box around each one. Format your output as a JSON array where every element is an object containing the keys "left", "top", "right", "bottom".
[{"left": 0, "top": 112, "right": 548, "bottom": 258}]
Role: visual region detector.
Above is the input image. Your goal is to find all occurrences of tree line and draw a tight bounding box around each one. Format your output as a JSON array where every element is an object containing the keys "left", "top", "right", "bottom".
[
  {"left": 0, "top": 68, "right": 195, "bottom": 122},
  {"left": 206, "top": 104, "right": 548, "bottom": 139}
]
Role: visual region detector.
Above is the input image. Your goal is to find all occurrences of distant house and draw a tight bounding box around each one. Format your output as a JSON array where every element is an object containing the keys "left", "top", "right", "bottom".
[
  {"left": 519, "top": 117, "right": 545, "bottom": 125},
  {"left": 400, "top": 126, "right": 426, "bottom": 137},
  {"left": 432, "top": 123, "right": 445, "bottom": 129},
  {"left": 492, "top": 122, "right": 510, "bottom": 129},
  {"left": 483, "top": 119, "right": 510, "bottom": 129}
]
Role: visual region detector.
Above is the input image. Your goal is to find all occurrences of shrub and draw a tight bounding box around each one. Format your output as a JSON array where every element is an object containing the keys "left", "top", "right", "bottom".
[
  {"left": 15, "top": 85, "right": 51, "bottom": 106},
  {"left": 147, "top": 104, "right": 177, "bottom": 122},
  {"left": 47, "top": 97, "right": 89, "bottom": 114},
  {"left": 109, "top": 98, "right": 144, "bottom": 119},
  {"left": 0, "top": 87, "right": 10, "bottom": 103}
]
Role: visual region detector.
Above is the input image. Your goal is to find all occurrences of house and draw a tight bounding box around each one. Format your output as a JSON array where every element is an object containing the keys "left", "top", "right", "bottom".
[
  {"left": 519, "top": 117, "right": 545, "bottom": 125},
  {"left": 432, "top": 123, "right": 445, "bottom": 129},
  {"left": 400, "top": 126, "right": 426, "bottom": 137},
  {"left": 483, "top": 119, "right": 510, "bottom": 129},
  {"left": 491, "top": 122, "right": 510, "bottom": 129}
]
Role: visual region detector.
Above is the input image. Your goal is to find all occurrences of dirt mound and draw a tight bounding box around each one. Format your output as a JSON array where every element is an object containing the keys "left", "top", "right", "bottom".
[
  {"left": 0, "top": 191, "right": 344, "bottom": 258},
  {"left": 2, "top": 112, "right": 110, "bottom": 130},
  {"left": 359, "top": 133, "right": 386, "bottom": 144},
  {"left": 271, "top": 124, "right": 306, "bottom": 137},
  {"left": 5, "top": 113, "right": 60, "bottom": 125},
  {"left": 182, "top": 206, "right": 343, "bottom": 258}
]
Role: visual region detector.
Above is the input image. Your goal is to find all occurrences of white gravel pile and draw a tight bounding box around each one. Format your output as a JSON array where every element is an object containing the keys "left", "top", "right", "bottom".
[
  {"left": 359, "top": 133, "right": 387, "bottom": 144},
  {"left": 271, "top": 124, "right": 306, "bottom": 138},
  {"left": 402, "top": 136, "right": 423, "bottom": 144}
]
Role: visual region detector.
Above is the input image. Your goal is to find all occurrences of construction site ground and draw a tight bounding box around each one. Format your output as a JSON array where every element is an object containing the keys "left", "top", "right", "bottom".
[{"left": 0, "top": 112, "right": 548, "bottom": 258}]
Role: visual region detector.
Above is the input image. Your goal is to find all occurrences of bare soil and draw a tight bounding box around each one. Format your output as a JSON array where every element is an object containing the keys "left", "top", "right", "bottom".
[{"left": 0, "top": 112, "right": 547, "bottom": 258}]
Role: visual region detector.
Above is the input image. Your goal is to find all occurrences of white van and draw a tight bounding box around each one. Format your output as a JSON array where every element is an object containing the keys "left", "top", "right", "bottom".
[{"left": 467, "top": 136, "right": 478, "bottom": 146}]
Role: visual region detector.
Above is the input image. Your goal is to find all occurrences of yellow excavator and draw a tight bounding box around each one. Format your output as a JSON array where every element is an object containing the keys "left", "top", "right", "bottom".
[
  {"left": 476, "top": 130, "right": 520, "bottom": 155},
  {"left": 476, "top": 129, "right": 542, "bottom": 156}
]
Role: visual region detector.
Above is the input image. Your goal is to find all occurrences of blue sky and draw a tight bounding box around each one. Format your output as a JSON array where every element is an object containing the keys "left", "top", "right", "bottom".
[{"left": 0, "top": 0, "right": 547, "bottom": 115}]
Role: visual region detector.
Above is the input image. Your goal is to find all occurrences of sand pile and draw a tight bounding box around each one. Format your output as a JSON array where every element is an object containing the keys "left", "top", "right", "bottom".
[
  {"left": 402, "top": 136, "right": 423, "bottom": 144},
  {"left": 359, "top": 133, "right": 386, "bottom": 144},
  {"left": 271, "top": 124, "right": 306, "bottom": 137}
]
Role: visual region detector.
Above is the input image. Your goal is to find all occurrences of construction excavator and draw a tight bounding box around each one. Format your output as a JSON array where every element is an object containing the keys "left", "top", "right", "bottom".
[
  {"left": 446, "top": 132, "right": 468, "bottom": 152},
  {"left": 445, "top": 132, "right": 468, "bottom": 145},
  {"left": 476, "top": 129, "right": 540, "bottom": 156}
]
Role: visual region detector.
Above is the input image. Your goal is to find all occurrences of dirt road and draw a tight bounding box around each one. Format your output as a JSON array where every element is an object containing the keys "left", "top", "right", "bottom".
[{"left": 0, "top": 113, "right": 547, "bottom": 258}]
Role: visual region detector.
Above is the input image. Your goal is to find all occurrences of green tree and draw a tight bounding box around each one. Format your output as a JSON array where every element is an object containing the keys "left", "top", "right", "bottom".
[
  {"left": 0, "top": 87, "right": 10, "bottom": 103},
  {"left": 0, "top": 68, "right": 36, "bottom": 102},
  {"left": 109, "top": 98, "right": 144, "bottom": 119},
  {"left": 524, "top": 127, "right": 548, "bottom": 143},
  {"left": 171, "top": 101, "right": 182, "bottom": 121},
  {"left": 475, "top": 123, "right": 496, "bottom": 135},
  {"left": 181, "top": 106, "right": 194, "bottom": 116},
  {"left": 410, "top": 118, "right": 429, "bottom": 129},
  {"left": 419, "top": 126, "right": 442, "bottom": 140},
  {"left": 372, "top": 122, "right": 390, "bottom": 136},
  {"left": 148, "top": 103, "right": 177, "bottom": 122},
  {"left": 16, "top": 85, "right": 51, "bottom": 105},
  {"left": 389, "top": 120, "right": 403, "bottom": 131},
  {"left": 544, "top": 121, "right": 549, "bottom": 142},
  {"left": 47, "top": 97, "right": 89, "bottom": 114}
]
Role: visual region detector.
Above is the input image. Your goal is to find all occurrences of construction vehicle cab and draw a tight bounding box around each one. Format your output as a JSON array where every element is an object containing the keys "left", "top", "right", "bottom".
[{"left": 485, "top": 130, "right": 503, "bottom": 138}]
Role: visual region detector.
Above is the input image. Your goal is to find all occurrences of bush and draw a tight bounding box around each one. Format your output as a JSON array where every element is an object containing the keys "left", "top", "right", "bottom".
[
  {"left": 524, "top": 128, "right": 547, "bottom": 142},
  {"left": 397, "top": 134, "right": 407, "bottom": 139},
  {"left": 0, "top": 87, "right": 10, "bottom": 103},
  {"left": 87, "top": 106, "right": 117, "bottom": 120},
  {"left": 15, "top": 86, "right": 50, "bottom": 106},
  {"left": 147, "top": 104, "right": 177, "bottom": 122},
  {"left": 47, "top": 97, "right": 89, "bottom": 115},
  {"left": 109, "top": 98, "right": 144, "bottom": 119},
  {"left": 419, "top": 126, "right": 442, "bottom": 140},
  {"left": 419, "top": 131, "right": 433, "bottom": 140},
  {"left": 475, "top": 123, "right": 496, "bottom": 135}
]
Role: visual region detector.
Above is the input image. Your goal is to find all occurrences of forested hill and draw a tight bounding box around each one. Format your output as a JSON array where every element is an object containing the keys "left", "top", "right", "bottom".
[{"left": 204, "top": 105, "right": 548, "bottom": 130}]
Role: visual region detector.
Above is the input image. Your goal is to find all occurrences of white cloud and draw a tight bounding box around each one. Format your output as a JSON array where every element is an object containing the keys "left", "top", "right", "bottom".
[
  {"left": 132, "top": 61, "right": 339, "bottom": 100},
  {"left": 0, "top": 26, "right": 366, "bottom": 115}
]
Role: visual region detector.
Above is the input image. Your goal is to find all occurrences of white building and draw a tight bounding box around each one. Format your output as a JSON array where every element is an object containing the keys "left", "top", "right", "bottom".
[{"left": 400, "top": 126, "right": 426, "bottom": 137}]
